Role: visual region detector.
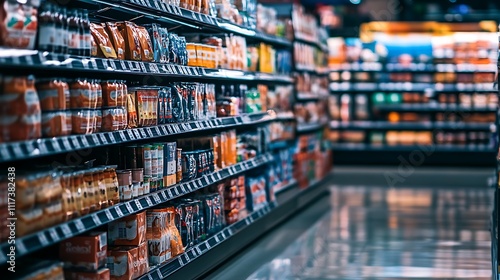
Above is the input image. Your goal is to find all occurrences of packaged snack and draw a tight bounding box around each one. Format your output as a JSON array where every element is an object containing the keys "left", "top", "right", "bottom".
[
  {"left": 181, "top": 151, "right": 197, "bottom": 181},
  {"left": 158, "top": 27, "right": 169, "bottom": 63},
  {"left": 41, "top": 111, "right": 66, "bottom": 137},
  {"left": 166, "top": 206, "right": 184, "bottom": 256},
  {"left": 70, "top": 78, "right": 95, "bottom": 109},
  {"left": 164, "top": 142, "right": 177, "bottom": 186},
  {"left": 116, "top": 170, "right": 132, "bottom": 201},
  {"left": 64, "top": 268, "right": 110, "bottom": 280},
  {"left": 168, "top": 33, "right": 179, "bottom": 64},
  {"left": 172, "top": 85, "right": 184, "bottom": 122},
  {"left": 105, "top": 22, "right": 125, "bottom": 60},
  {"left": 36, "top": 78, "right": 69, "bottom": 111},
  {"left": 71, "top": 109, "right": 94, "bottom": 134},
  {"left": 146, "top": 209, "right": 170, "bottom": 265},
  {"left": 107, "top": 247, "right": 135, "bottom": 280},
  {"left": 136, "top": 25, "right": 154, "bottom": 62},
  {"left": 126, "top": 93, "right": 138, "bottom": 128},
  {"left": 104, "top": 166, "right": 120, "bottom": 206},
  {"left": 90, "top": 23, "right": 117, "bottom": 59},
  {"left": 59, "top": 232, "right": 107, "bottom": 271},
  {"left": 157, "top": 87, "right": 165, "bottom": 124},
  {"left": 117, "top": 21, "right": 142, "bottom": 61},
  {"left": 137, "top": 241, "right": 149, "bottom": 277},
  {"left": 108, "top": 211, "right": 146, "bottom": 246},
  {"left": 146, "top": 23, "right": 162, "bottom": 63}
]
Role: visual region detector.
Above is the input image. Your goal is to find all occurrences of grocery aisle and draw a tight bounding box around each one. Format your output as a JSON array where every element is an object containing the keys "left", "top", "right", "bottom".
[{"left": 206, "top": 168, "right": 493, "bottom": 280}]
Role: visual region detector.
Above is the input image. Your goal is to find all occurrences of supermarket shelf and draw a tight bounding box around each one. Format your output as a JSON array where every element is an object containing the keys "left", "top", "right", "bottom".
[
  {"left": 331, "top": 143, "right": 495, "bottom": 152},
  {"left": 330, "top": 120, "right": 495, "bottom": 131},
  {"left": 373, "top": 103, "right": 497, "bottom": 112},
  {"left": 0, "top": 113, "right": 273, "bottom": 163},
  {"left": 0, "top": 49, "right": 293, "bottom": 84},
  {"left": 294, "top": 65, "right": 329, "bottom": 75},
  {"left": 274, "top": 179, "right": 298, "bottom": 194},
  {"left": 140, "top": 202, "right": 276, "bottom": 280},
  {"left": 329, "top": 82, "right": 497, "bottom": 92},
  {"left": 296, "top": 121, "right": 327, "bottom": 133},
  {"left": 80, "top": 0, "right": 292, "bottom": 48},
  {"left": 0, "top": 154, "right": 274, "bottom": 261},
  {"left": 274, "top": 111, "right": 296, "bottom": 121},
  {"left": 296, "top": 92, "right": 328, "bottom": 101},
  {"left": 329, "top": 62, "right": 498, "bottom": 73},
  {"left": 160, "top": 172, "right": 332, "bottom": 280},
  {"left": 293, "top": 35, "right": 328, "bottom": 52}
]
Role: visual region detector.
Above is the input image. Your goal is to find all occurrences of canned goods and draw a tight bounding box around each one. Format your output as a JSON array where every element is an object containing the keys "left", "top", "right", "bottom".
[
  {"left": 116, "top": 170, "right": 132, "bottom": 201},
  {"left": 142, "top": 145, "right": 152, "bottom": 177},
  {"left": 157, "top": 144, "right": 164, "bottom": 179},
  {"left": 143, "top": 176, "right": 151, "bottom": 195},
  {"left": 150, "top": 144, "right": 158, "bottom": 179}
]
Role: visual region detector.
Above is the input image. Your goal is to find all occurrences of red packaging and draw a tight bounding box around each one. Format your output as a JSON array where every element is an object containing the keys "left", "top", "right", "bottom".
[{"left": 59, "top": 232, "right": 107, "bottom": 271}]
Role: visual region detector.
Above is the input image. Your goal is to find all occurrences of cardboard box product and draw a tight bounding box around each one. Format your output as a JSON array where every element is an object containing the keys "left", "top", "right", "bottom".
[
  {"left": 59, "top": 232, "right": 107, "bottom": 271},
  {"left": 136, "top": 242, "right": 149, "bottom": 277},
  {"left": 146, "top": 209, "right": 170, "bottom": 265},
  {"left": 107, "top": 246, "right": 135, "bottom": 280},
  {"left": 64, "top": 268, "right": 110, "bottom": 280},
  {"left": 108, "top": 211, "right": 146, "bottom": 246}
]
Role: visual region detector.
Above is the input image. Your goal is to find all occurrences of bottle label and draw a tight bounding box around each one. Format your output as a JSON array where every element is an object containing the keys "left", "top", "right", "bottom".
[{"left": 38, "top": 24, "right": 56, "bottom": 49}]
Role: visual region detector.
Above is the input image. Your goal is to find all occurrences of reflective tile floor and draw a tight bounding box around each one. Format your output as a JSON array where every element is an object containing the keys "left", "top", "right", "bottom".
[{"left": 207, "top": 182, "right": 494, "bottom": 279}]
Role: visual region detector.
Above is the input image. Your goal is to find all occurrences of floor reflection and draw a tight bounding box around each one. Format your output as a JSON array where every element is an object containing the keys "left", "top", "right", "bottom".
[{"left": 247, "top": 186, "right": 493, "bottom": 279}]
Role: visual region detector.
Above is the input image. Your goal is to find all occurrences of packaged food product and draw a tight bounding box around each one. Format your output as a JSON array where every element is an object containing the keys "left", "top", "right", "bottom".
[
  {"left": 158, "top": 27, "right": 169, "bottom": 63},
  {"left": 101, "top": 107, "right": 125, "bottom": 132},
  {"left": 64, "top": 268, "right": 111, "bottom": 280},
  {"left": 146, "top": 23, "right": 163, "bottom": 63},
  {"left": 156, "top": 144, "right": 164, "bottom": 180},
  {"left": 166, "top": 206, "right": 184, "bottom": 256},
  {"left": 90, "top": 23, "right": 117, "bottom": 59},
  {"left": 104, "top": 166, "right": 120, "bottom": 206},
  {"left": 41, "top": 111, "right": 66, "bottom": 137},
  {"left": 108, "top": 211, "right": 146, "bottom": 246},
  {"left": 116, "top": 170, "right": 132, "bottom": 201},
  {"left": 71, "top": 109, "right": 94, "bottom": 134},
  {"left": 105, "top": 22, "right": 125, "bottom": 60},
  {"left": 118, "top": 21, "right": 142, "bottom": 61},
  {"left": 107, "top": 246, "right": 135, "bottom": 280},
  {"left": 146, "top": 209, "right": 170, "bottom": 265},
  {"left": 92, "top": 80, "right": 103, "bottom": 108},
  {"left": 181, "top": 151, "right": 197, "bottom": 181},
  {"left": 59, "top": 231, "right": 107, "bottom": 271},
  {"left": 126, "top": 93, "right": 138, "bottom": 128},
  {"left": 117, "top": 81, "right": 127, "bottom": 107},
  {"left": 137, "top": 241, "right": 149, "bottom": 277},
  {"left": 36, "top": 78, "right": 68, "bottom": 111},
  {"left": 70, "top": 78, "right": 95, "bottom": 109},
  {"left": 0, "top": 75, "right": 42, "bottom": 142},
  {"left": 136, "top": 25, "right": 154, "bottom": 62}
]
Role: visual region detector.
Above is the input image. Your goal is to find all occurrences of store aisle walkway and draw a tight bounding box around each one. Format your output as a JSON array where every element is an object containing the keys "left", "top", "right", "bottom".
[{"left": 206, "top": 183, "right": 493, "bottom": 279}]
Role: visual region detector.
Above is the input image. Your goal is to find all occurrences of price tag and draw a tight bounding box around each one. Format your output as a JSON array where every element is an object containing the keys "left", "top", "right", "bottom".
[
  {"left": 159, "top": 191, "right": 167, "bottom": 201},
  {"left": 99, "top": 134, "right": 108, "bottom": 144},
  {"left": 119, "top": 130, "right": 127, "bottom": 141},
  {"left": 140, "top": 129, "right": 147, "bottom": 138},
  {"left": 91, "top": 134, "right": 100, "bottom": 145},
  {"left": 90, "top": 59, "right": 98, "bottom": 69},
  {"left": 91, "top": 214, "right": 101, "bottom": 226},
  {"left": 101, "top": 59, "right": 109, "bottom": 70},
  {"left": 152, "top": 0, "right": 161, "bottom": 9},
  {"left": 179, "top": 184, "right": 186, "bottom": 193},
  {"left": 178, "top": 256, "right": 184, "bottom": 266},
  {"left": 74, "top": 220, "right": 85, "bottom": 232},
  {"left": 70, "top": 137, "right": 81, "bottom": 149},
  {"left": 127, "top": 130, "right": 136, "bottom": 140},
  {"left": 108, "top": 133, "right": 116, "bottom": 142},
  {"left": 125, "top": 203, "right": 134, "bottom": 213},
  {"left": 135, "top": 200, "right": 143, "bottom": 210},
  {"left": 104, "top": 209, "right": 113, "bottom": 221},
  {"left": 214, "top": 235, "right": 220, "bottom": 243},
  {"left": 0, "top": 146, "right": 10, "bottom": 161},
  {"left": 185, "top": 253, "right": 191, "bottom": 263},
  {"left": 115, "top": 207, "right": 124, "bottom": 217},
  {"left": 149, "top": 63, "right": 159, "bottom": 73},
  {"left": 155, "top": 126, "right": 161, "bottom": 136},
  {"left": 174, "top": 6, "right": 182, "bottom": 15},
  {"left": 108, "top": 60, "right": 117, "bottom": 70},
  {"left": 206, "top": 241, "right": 211, "bottom": 249},
  {"left": 11, "top": 143, "right": 23, "bottom": 157},
  {"left": 118, "top": 60, "right": 127, "bottom": 71},
  {"left": 167, "top": 188, "right": 173, "bottom": 198},
  {"left": 165, "top": 4, "right": 173, "bottom": 13},
  {"left": 51, "top": 139, "right": 62, "bottom": 151},
  {"left": 146, "top": 127, "right": 153, "bottom": 137},
  {"left": 48, "top": 228, "right": 59, "bottom": 242},
  {"left": 153, "top": 193, "right": 161, "bottom": 204},
  {"left": 196, "top": 246, "right": 202, "bottom": 255},
  {"left": 145, "top": 196, "right": 153, "bottom": 206},
  {"left": 60, "top": 224, "right": 72, "bottom": 237},
  {"left": 134, "top": 129, "right": 141, "bottom": 139},
  {"left": 140, "top": 62, "right": 147, "bottom": 72},
  {"left": 38, "top": 232, "right": 49, "bottom": 246},
  {"left": 128, "top": 61, "right": 135, "bottom": 71},
  {"left": 16, "top": 241, "right": 27, "bottom": 254}
]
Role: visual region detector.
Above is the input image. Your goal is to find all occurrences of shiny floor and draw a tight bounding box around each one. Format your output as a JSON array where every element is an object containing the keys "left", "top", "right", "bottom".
[{"left": 207, "top": 172, "right": 494, "bottom": 279}]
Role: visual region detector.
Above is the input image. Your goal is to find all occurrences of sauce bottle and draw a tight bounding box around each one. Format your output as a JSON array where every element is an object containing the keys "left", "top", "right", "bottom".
[
  {"left": 53, "top": 6, "right": 64, "bottom": 53},
  {"left": 82, "top": 10, "right": 91, "bottom": 57},
  {"left": 78, "top": 11, "right": 85, "bottom": 56},
  {"left": 37, "top": 2, "right": 55, "bottom": 52},
  {"left": 67, "top": 9, "right": 80, "bottom": 55},
  {"left": 60, "top": 7, "right": 68, "bottom": 54}
]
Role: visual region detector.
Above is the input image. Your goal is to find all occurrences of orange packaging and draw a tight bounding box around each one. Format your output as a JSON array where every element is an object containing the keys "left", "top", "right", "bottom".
[
  {"left": 166, "top": 206, "right": 184, "bottom": 257},
  {"left": 41, "top": 111, "right": 66, "bottom": 137},
  {"left": 136, "top": 25, "right": 154, "bottom": 62},
  {"left": 135, "top": 242, "right": 149, "bottom": 278},
  {"left": 107, "top": 246, "right": 135, "bottom": 280},
  {"left": 147, "top": 209, "right": 170, "bottom": 265},
  {"left": 108, "top": 211, "right": 146, "bottom": 246},
  {"left": 106, "top": 22, "right": 126, "bottom": 60},
  {"left": 90, "top": 23, "right": 118, "bottom": 59},
  {"left": 59, "top": 232, "right": 107, "bottom": 271},
  {"left": 36, "top": 78, "right": 68, "bottom": 111},
  {"left": 186, "top": 43, "right": 197, "bottom": 66},
  {"left": 117, "top": 22, "right": 142, "bottom": 61},
  {"left": 64, "top": 268, "right": 110, "bottom": 280}
]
